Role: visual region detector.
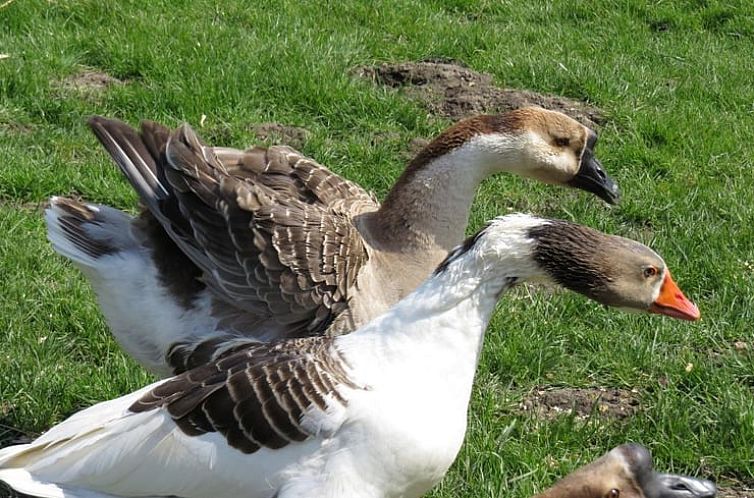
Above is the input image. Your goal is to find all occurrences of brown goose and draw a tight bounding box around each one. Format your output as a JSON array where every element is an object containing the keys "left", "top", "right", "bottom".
[
  {"left": 2, "top": 215, "right": 698, "bottom": 498},
  {"left": 535, "top": 444, "right": 716, "bottom": 498},
  {"left": 47, "top": 108, "right": 621, "bottom": 376}
]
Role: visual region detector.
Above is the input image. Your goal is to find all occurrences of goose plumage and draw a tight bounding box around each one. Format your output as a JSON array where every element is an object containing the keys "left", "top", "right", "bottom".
[
  {"left": 3, "top": 214, "right": 699, "bottom": 498},
  {"left": 535, "top": 444, "right": 716, "bottom": 498},
  {"left": 46, "top": 107, "right": 621, "bottom": 377}
]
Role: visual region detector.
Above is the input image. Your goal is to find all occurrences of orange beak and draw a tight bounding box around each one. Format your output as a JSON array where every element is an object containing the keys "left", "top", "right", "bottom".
[{"left": 648, "top": 271, "right": 701, "bottom": 321}]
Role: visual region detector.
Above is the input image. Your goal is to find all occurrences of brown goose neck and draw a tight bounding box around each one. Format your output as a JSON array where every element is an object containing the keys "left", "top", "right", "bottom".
[
  {"left": 532, "top": 485, "right": 579, "bottom": 498},
  {"left": 366, "top": 151, "right": 491, "bottom": 252},
  {"left": 531, "top": 472, "right": 598, "bottom": 498}
]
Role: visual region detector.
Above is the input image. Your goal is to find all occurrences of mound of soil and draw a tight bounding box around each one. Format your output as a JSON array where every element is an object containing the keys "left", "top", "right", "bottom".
[
  {"left": 58, "top": 69, "right": 123, "bottom": 93},
  {"left": 0, "top": 198, "right": 48, "bottom": 212},
  {"left": 406, "top": 137, "right": 431, "bottom": 158},
  {"left": 357, "top": 60, "right": 603, "bottom": 127},
  {"left": 0, "top": 122, "right": 33, "bottom": 135},
  {"left": 250, "top": 123, "right": 311, "bottom": 149},
  {"left": 520, "top": 387, "right": 640, "bottom": 420},
  {"left": 718, "top": 486, "right": 754, "bottom": 498}
]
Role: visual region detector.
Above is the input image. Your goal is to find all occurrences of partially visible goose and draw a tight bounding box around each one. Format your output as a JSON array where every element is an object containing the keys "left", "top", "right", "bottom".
[
  {"left": 535, "top": 444, "right": 716, "bottom": 498},
  {"left": 47, "top": 108, "right": 620, "bottom": 377},
  {"left": 2, "top": 215, "right": 698, "bottom": 498}
]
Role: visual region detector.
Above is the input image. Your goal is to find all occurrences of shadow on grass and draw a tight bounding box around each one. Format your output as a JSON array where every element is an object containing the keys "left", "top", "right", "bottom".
[
  {"left": 0, "top": 421, "right": 35, "bottom": 498},
  {"left": 0, "top": 419, "right": 35, "bottom": 450}
]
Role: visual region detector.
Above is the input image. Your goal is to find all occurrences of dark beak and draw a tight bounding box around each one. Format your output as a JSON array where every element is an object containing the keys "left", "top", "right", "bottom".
[
  {"left": 619, "top": 444, "right": 715, "bottom": 498},
  {"left": 568, "top": 148, "right": 620, "bottom": 204},
  {"left": 646, "top": 473, "right": 717, "bottom": 498}
]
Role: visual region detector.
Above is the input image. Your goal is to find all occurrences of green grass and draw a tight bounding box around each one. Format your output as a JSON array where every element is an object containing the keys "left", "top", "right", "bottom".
[{"left": 1, "top": 0, "right": 753, "bottom": 495}]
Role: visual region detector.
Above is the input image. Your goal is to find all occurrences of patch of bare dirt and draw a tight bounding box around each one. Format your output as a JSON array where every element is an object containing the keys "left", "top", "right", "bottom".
[
  {"left": 706, "top": 339, "right": 752, "bottom": 368},
  {"left": 520, "top": 387, "right": 640, "bottom": 420},
  {"left": 733, "top": 340, "right": 749, "bottom": 351},
  {"left": 0, "top": 122, "right": 34, "bottom": 135},
  {"left": 0, "top": 198, "right": 46, "bottom": 212},
  {"left": 368, "top": 130, "right": 401, "bottom": 147},
  {"left": 718, "top": 485, "right": 754, "bottom": 498},
  {"left": 406, "top": 137, "right": 431, "bottom": 158},
  {"left": 250, "top": 123, "right": 311, "bottom": 149},
  {"left": 57, "top": 69, "right": 124, "bottom": 94},
  {"left": 356, "top": 60, "right": 603, "bottom": 127}
]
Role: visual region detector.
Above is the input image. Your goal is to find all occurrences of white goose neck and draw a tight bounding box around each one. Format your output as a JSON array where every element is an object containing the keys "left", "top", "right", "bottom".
[
  {"left": 345, "top": 215, "right": 544, "bottom": 361},
  {"left": 337, "top": 217, "right": 545, "bottom": 438}
]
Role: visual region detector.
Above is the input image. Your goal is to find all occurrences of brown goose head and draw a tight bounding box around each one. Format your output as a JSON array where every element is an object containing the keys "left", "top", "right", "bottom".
[
  {"left": 535, "top": 444, "right": 716, "bottom": 498},
  {"left": 410, "top": 107, "right": 619, "bottom": 204},
  {"left": 456, "top": 215, "right": 699, "bottom": 320},
  {"left": 524, "top": 219, "right": 700, "bottom": 321}
]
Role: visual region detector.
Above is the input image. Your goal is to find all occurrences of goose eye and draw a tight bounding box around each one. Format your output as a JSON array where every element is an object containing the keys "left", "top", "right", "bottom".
[
  {"left": 606, "top": 489, "right": 620, "bottom": 498},
  {"left": 643, "top": 266, "right": 658, "bottom": 278},
  {"left": 554, "top": 137, "right": 570, "bottom": 147}
]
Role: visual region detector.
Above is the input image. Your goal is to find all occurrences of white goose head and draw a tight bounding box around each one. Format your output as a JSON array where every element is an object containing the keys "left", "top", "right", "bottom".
[
  {"left": 536, "top": 444, "right": 716, "bottom": 498},
  {"left": 437, "top": 214, "right": 700, "bottom": 321},
  {"left": 408, "top": 106, "right": 620, "bottom": 204}
]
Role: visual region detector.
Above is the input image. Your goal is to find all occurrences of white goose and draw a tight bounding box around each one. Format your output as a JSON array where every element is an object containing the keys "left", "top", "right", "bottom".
[
  {"left": 46, "top": 107, "right": 620, "bottom": 377},
  {"left": 535, "top": 444, "right": 716, "bottom": 498},
  {"left": 1, "top": 214, "right": 699, "bottom": 498}
]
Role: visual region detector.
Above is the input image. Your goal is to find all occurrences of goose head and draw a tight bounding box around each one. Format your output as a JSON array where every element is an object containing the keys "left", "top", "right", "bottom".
[
  {"left": 413, "top": 107, "right": 620, "bottom": 204},
  {"left": 457, "top": 214, "right": 700, "bottom": 321},
  {"left": 537, "top": 444, "right": 716, "bottom": 498},
  {"left": 526, "top": 219, "right": 700, "bottom": 320}
]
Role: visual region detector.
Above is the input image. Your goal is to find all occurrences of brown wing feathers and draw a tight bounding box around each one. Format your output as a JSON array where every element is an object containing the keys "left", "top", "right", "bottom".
[
  {"left": 88, "top": 118, "right": 207, "bottom": 307},
  {"left": 163, "top": 127, "right": 372, "bottom": 332},
  {"left": 218, "top": 144, "right": 377, "bottom": 210},
  {"left": 87, "top": 117, "right": 376, "bottom": 337},
  {"left": 132, "top": 339, "right": 360, "bottom": 454},
  {"left": 88, "top": 117, "right": 170, "bottom": 209}
]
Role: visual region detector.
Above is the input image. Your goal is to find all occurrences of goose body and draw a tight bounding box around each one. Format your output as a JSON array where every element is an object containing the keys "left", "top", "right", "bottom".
[
  {"left": 535, "top": 444, "right": 716, "bottom": 498},
  {"left": 47, "top": 108, "right": 620, "bottom": 376},
  {"left": 3, "top": 215, "right": 698, "bottom": 498}
]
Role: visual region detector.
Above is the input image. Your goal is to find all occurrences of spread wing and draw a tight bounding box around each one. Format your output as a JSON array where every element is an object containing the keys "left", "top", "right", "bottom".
[
  {"left": 88, "top": 118, "right": 380, "bottom": 338},
  {"left": 130, "top": 338, "right": 362, "bottom": 454},
  {"left": 213, "top": 144, "right": 378, "bottom": 212}
]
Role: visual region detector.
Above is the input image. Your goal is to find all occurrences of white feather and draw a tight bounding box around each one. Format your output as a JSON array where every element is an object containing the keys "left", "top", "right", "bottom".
[
  {"left": 45, "top": 198, "right": 219, "bottom": 377},
  {"left": 3, "top": 215, "right": 545, "bottom": 497}
]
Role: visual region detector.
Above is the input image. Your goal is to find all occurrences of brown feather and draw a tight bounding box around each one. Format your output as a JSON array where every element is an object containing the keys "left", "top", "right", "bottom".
[
  {"left": 131, "top": 338, "right": 361, "bottom": 454},
  {"left": 88, "top": 117, "right": 379, "bottom": 337}
]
